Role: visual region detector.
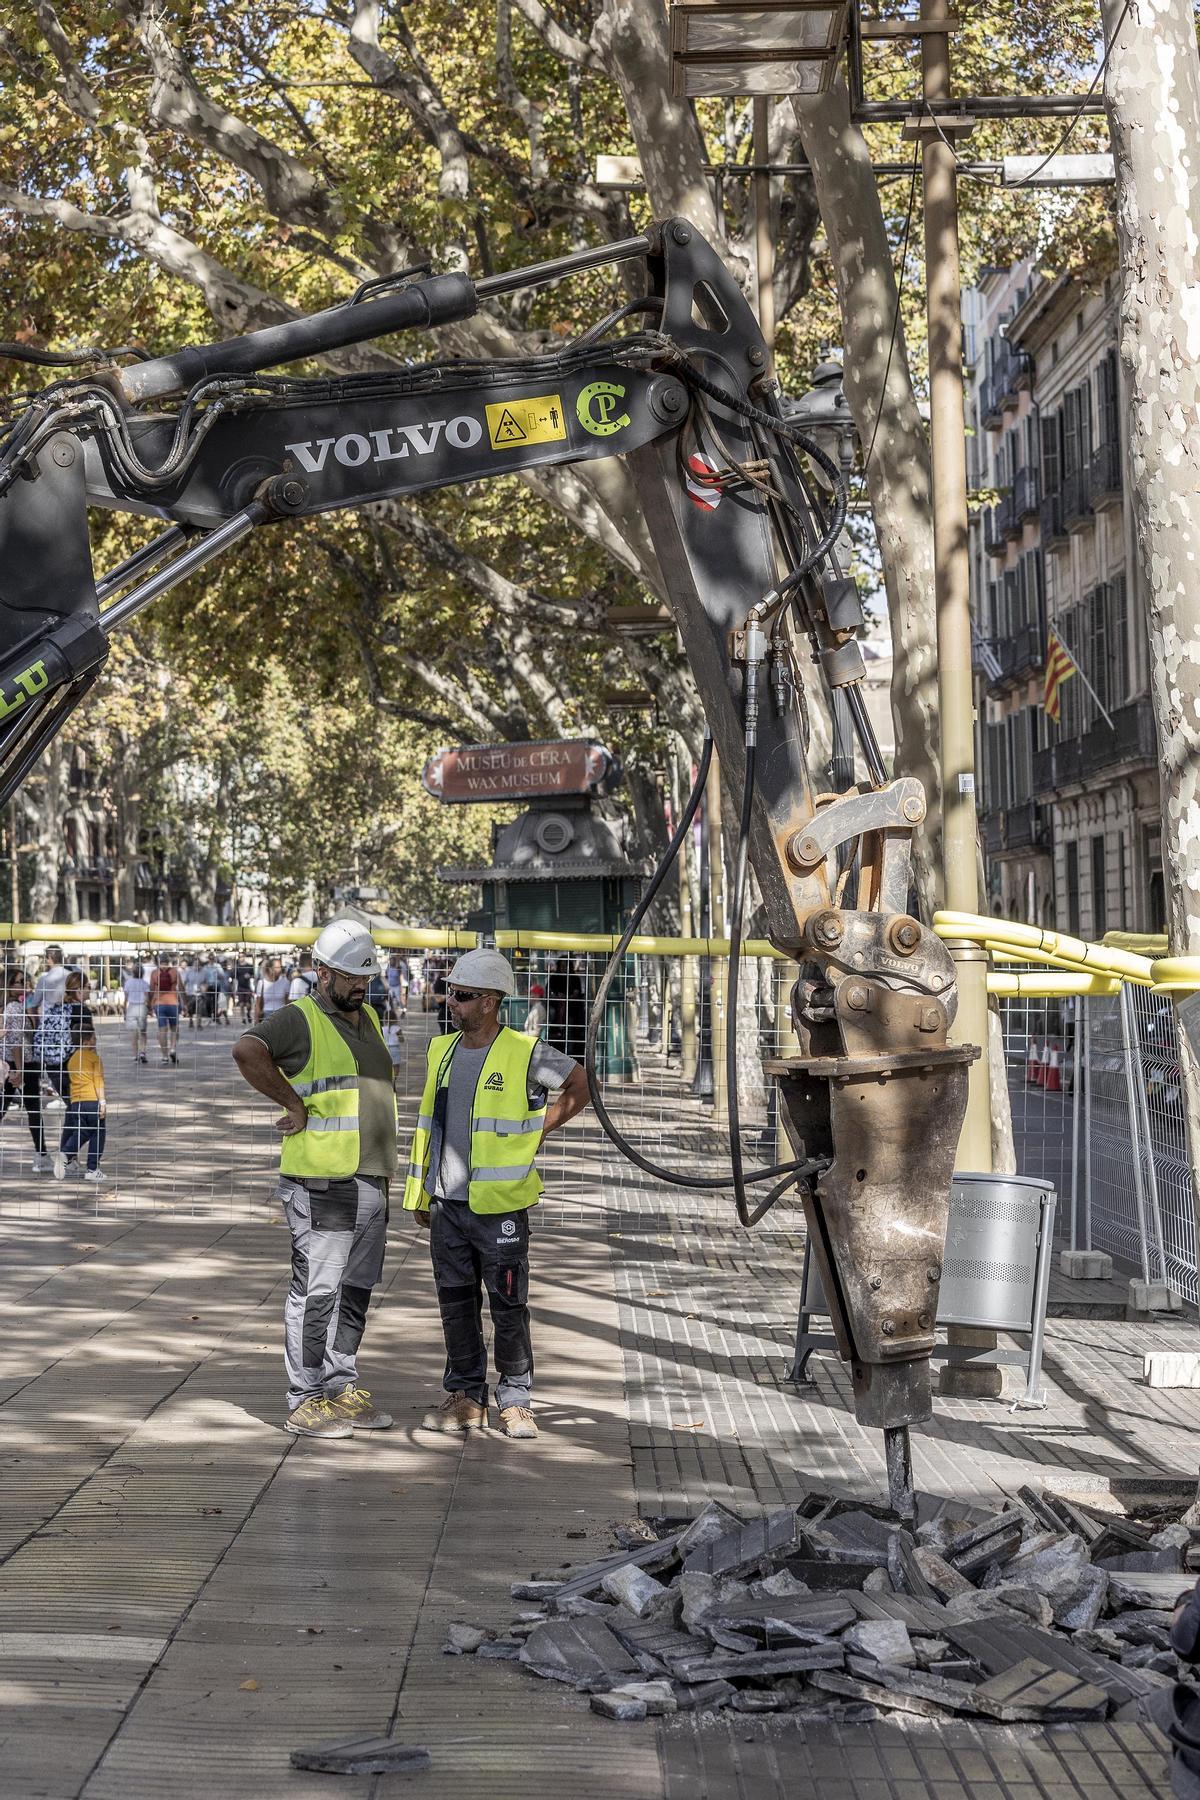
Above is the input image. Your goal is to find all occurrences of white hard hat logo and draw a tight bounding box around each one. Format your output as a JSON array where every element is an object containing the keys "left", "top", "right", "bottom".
[{"left": 312, "top": 917, "right": 382, "bottom": 979}]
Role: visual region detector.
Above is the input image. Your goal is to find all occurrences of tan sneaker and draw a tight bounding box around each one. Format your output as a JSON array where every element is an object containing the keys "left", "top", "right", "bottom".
[
  {"left": 499, "top": 1405, "right": 538, "bottom": 1440},
  {"left": 327, "top": 1385, "right": 393, "bottom": 1430},
  {"left": 285, "top": 1397, "right": 353, "bottom": 1439},
  {"left": 420, "top": 1391, "right": 487, "bottom": 1432}
]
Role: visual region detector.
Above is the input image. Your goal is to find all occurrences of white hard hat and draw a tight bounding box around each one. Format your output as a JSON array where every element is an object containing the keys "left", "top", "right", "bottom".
[
  {"left": 312, "top": 918, "right": 382, "bottom": 978},
  {"left": 448, "top": 948, "right": 515, "bottom": 998}
]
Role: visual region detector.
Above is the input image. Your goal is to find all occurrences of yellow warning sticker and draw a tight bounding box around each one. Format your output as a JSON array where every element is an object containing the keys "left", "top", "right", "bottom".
[{"left": 485, "top": 393, "right": 567, "bottom": 451}]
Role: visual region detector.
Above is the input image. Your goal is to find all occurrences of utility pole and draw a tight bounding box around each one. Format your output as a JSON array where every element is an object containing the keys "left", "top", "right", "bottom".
[{"left": 916, "top": 0, "right": 992, "bottom": 1173}]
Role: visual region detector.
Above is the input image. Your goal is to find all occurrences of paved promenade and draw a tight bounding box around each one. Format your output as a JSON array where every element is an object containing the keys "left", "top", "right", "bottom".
[{"left": 0, "top": 1017, "right": 1192, "bottom": 1797}]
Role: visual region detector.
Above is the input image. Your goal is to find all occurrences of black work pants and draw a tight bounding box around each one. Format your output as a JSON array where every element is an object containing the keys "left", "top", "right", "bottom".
[{"left": 428, "top": 1198, "right": 532, "bottom": 1409}]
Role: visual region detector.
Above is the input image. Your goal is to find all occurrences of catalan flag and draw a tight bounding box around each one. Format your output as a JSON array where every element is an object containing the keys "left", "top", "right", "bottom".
[{"left": 1043, "top": 629, "right": 1076, "bottom": 722}]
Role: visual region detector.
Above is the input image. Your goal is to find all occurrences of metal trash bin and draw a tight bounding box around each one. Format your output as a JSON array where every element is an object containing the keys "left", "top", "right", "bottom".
[
  {"left": 793, "top": 1171, "right": 1057, "bottom": 1407},
  {"left": 939, "top": 1172, "right": 1055, "bottom": 1332}
]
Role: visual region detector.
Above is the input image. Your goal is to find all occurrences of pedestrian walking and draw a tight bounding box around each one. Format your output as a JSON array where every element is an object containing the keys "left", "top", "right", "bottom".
[
  {"left": 385, "top": 952, "right": 409, "bottom": 1024},
  {"left": 215, "top": 958, "right": 235, "bottom": 1025},
  {"left": 183, "top": 955, "right": 206, "bottom": 1030},
  {"left": 235, "top": 956, "right": 254, "bottom": 1025},
  {"left": 1, "top": 969, "right": 27, "bottom": 1128},
  {"left": 404, "top": 948, "right": 591, "bottom": 1441},
  {"left": 150, "top": 953, "right": 181, "bottom": 1064},
  {"left": 26, "top": 944, "right": 67, "bottom": 1022},
  {"left": 56, "top": 1024, "right": 109, "bottom": 1184},
  {"left": 288, "top": 950, "right": 316, "bottom": 1002},
  {"left": 26, "top": 967, "right": 91, "bottom": 1172},
  {"left": 255, "top": 956, "right": 290, "bottom": 1023},
  {"left": 232, "top": 918, "right": 397, "bottom": 1440},
  {"left": 122, "top": 958, "right": 150, "bottom": 1063}
]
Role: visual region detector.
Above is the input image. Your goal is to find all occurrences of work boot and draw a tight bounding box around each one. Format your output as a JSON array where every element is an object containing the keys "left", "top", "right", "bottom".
[
  {"left": 327, "top": 1385, "right": 393, "bottom": 1430},
  {"left": 420, "top": 1392, "right": 487, "bottom": 1432},
  {"left": 499, "top": 1405, "right": 538, "bottom": 1440},
  {"left": 285, "top": 1397, "right": 353, "bottom": 1439}
]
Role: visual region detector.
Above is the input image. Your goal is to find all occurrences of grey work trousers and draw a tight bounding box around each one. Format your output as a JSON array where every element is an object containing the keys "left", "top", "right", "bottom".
[{"left": 280, "top": 1174, "right": 388, "bottom": 1412}]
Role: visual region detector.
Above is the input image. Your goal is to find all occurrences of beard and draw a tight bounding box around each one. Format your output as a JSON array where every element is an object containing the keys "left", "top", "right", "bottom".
[{"left": 328, "top": 986, "right": 364, "bottom": 1013}]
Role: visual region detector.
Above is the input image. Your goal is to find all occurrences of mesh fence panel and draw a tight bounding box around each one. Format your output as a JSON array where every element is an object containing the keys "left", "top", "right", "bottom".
[{"left": 0, "top": 937, "right": 1194, "bottom": 1305}]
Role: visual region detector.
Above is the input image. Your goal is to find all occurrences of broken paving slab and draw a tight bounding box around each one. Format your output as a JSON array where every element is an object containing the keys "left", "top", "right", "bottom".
[
  {"left": 610, "top": 1679, "right": 677, "bottom": 1715},
  {"left": 608, "top": 1614, "right": 701, "bottom": 1674},
  {"left": 707, "top": 1594, "right": 857, "bottom": 1643},
  {"left": 589, "top": 1692, "right": 647, "bottom": 1722},
  {"left": 290, "top": 1736, "right": 431, "bottom": 1775},
  {"left": 519, "top": 1617, "right": 640, "bottom": 1686},
  {"left": 550, "top": 1533, "right": 682, "bottom": 1607},
  {"left": 804, "top": 1509, "right": 894, "bottom": 1565},
  {"left": 1106, "top": 1568, "right": 1196, "bottom": 1610},
  {"left": 971, "top": 1657, "right": 1109, "bottom": 1723},
  {"left": 676, "top": 1500, "right": 744, "bottom": 1557},
  {"left": 813, "top": 1666, "right": 978, "bottom": 1722},
  {"left": 682, "top": 1508, "right": 802, "bottom": 1579},
  {"left": 944, "top": 1615, "right": 1170, "bottom": 1711},
  {"left": 669, "top": 1641, "right": 845, "bottom": 1683},
  {"left": 843, "top": 1618, "right": 915, "bottom": 1666}
]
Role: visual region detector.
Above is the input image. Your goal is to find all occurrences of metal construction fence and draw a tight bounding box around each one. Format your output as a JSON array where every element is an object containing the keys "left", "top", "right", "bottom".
[{"left": 0, "top": 917, "right": 1194, "bottom": 1306}]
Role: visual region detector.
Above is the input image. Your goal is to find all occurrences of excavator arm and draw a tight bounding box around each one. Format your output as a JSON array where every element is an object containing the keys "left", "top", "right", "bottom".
[{"left": 0, "top": 219, "right": 975, "bottom": 1514}]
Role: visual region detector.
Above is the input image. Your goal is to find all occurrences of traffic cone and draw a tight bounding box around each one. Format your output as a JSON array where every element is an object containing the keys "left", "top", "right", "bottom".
[
  {"left": 1026, "top": 1037, "right": 1042, "bottom": 1086},
  {"left": 1044, "top": 1041, "right": 1062, "bottom": 1093}
]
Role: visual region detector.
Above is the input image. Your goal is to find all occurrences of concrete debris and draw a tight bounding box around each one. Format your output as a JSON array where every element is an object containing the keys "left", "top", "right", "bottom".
[
  {"left": 600, "top": 1563, "right": 667, "bottom": 1617},
  {"left": 459, "top": 1491, "right": 1200, "bottom": 1724},
  {"left": 610, "top": 1679, "right": 678, "bottom": 1715},
  {"left": 843, "top": 1619, "right": 915, "bottom": 1665},
  {"left": 589, "top": 1692, "right": 647, "bottom": 1721},
  {"left": 676, "top": 1500, "right": 743, "bottom": 1557}
]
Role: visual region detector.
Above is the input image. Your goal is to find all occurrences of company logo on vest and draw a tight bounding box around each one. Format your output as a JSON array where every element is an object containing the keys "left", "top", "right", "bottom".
[{"left": 483, "top": 1071, "right": 505, "bottom": 1092}]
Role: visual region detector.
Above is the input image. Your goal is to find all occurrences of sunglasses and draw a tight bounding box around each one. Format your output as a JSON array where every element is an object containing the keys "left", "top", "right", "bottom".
[{"left": 448, "top": 987, "right": 486, "bottom": 1002}]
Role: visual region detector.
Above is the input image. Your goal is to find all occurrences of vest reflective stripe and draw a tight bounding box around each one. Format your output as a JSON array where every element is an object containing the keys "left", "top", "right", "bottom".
[
  {"left": 279, "top": 996, "right": 393, "bottom": 1179},
  {"left": 292, "top": 1074, "right": 359, "bottom": 1098},
  {"left": 403, "top": 1027, "right": 546, "bottom": 1215}
]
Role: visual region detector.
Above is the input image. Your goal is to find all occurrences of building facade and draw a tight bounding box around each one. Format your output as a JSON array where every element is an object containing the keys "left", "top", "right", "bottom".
[{"left": 967, "top": 264, "right": 1164, "bottom": 936}]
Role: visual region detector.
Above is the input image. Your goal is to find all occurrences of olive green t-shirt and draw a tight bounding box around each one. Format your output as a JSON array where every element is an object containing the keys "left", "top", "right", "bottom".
[{"left": 246, "top": 993, "right": 398, "bottom": 1178}]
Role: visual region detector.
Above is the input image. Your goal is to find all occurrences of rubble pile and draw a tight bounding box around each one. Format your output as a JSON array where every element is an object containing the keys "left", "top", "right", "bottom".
[{"left": 444, "top": 1488, "right": 1200, "bottom": 1725}]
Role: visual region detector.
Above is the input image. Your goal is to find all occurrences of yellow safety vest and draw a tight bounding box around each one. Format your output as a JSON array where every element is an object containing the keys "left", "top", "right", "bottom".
[
  {"left": 403, "top": 1027, "right": 545, "bottom": 1215},
  {"left": 279, "top": 995, "right": 394, "bottom": 1180}
]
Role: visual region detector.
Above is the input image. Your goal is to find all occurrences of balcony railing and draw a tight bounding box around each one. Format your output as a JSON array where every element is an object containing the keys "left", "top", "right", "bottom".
[
  {"left": 1062, "top": 466, "right": 1094, "bottom": 530},
  {"left": 1040, "top": 489, "right": 1066, "bottom": 548},
  {"left": 1014, "top": 464, "right": 1040, "bottom": 520},
  {"left": 980, "top": 802, "right": 1051, "bottom": 854},
  {"left": 1032, "top": 696, "right": 1158, "bottom": 795},
  {"left": 1089, "top": 438, "right": 1122, "bottom": 508},
  {"left": 1000, "top": 492, "right": 1020, "bottom": 541},
  {"left": 980, "top": 374, "right": 1003, "bottom": 429},
  {"left": 1003, "top": 801, "right": 1051, "bottom": 852},
  {"left": 994, "top": 621, "right": 1044, "bottom": 685},
  {"left": 983, "top": 504, "right": 1007, "bottom": 558}
]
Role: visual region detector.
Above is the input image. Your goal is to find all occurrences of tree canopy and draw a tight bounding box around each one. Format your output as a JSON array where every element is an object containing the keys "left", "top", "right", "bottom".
[{"left": 0, "top": 0, "right": 1120, "bottom": 921}]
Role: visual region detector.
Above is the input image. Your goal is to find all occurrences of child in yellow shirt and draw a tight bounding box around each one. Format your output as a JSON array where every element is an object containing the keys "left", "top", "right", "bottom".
[{"left": 56, "top": 1042, "right": 109, "bottom": 1185}]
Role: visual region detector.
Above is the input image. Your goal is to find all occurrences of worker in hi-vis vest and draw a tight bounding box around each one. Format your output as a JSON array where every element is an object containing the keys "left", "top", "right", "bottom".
[
  {"left": 404, "top": 948, "right": 590, "bottom": 1440},
  {"left": 232, "top": 918, "right": 398, "bottom": 1440}
]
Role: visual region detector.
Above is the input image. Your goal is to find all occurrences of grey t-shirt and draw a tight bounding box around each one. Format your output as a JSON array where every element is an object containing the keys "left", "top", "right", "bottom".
[{"left": 430, "top": 1033, "right": 576, "bottom": 1204}]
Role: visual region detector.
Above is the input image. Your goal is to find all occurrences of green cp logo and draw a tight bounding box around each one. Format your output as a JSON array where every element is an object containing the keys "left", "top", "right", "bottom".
[{"left": 576, "top": 380, "right": 630, "bottom": 438}]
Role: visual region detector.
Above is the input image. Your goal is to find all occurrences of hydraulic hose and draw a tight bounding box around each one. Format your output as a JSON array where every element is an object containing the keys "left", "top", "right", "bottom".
[{"left": 584, "top": 731, "right": 824, "bottom": 1199}]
